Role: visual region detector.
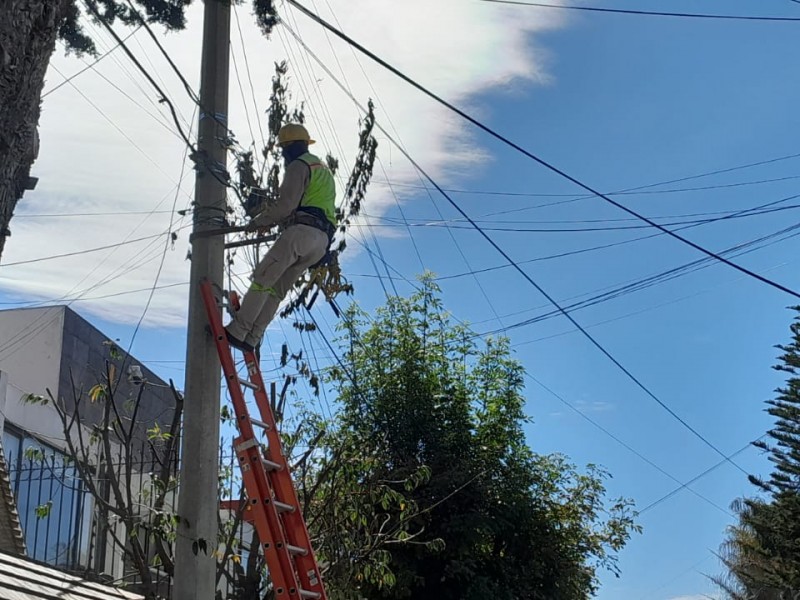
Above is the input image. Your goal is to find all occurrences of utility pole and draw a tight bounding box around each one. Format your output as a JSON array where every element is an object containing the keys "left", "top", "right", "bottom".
[{"left": 174, "top": 1, "right": 230, "bottom": 598}]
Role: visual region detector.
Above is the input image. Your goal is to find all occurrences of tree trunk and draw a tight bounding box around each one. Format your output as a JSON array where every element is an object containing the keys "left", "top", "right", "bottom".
[{"left": 0, "top": 0, "right": 71, "bottom": 260}]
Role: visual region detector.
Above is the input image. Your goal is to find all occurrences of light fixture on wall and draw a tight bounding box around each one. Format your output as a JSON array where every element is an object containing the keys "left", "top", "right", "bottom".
[{"left": 127, "top": 365, "right": 144, "bottom": 386}]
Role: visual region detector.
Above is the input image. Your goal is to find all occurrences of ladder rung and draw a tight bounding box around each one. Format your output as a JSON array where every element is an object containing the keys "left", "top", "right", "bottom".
[
  {"left": 299, "top": 590, "right": 321, "bottom": 600},
  {"left": 287, "top": 544, "right": 308, "bottom": 557},
  {"left": 235, "top": 438, "right": 259, "bottom": 453},
  {"left": 262, "top": 458, "right": 282, "bottom": 472},
  {"left": 251, "top": 418, "right": 271, "bottom": 431},
  {"left": 238, "top": 378, "right": 260, "bottom": 391},
  {"left": 273, "top": 500, "right": 295, "bottom": 514}
]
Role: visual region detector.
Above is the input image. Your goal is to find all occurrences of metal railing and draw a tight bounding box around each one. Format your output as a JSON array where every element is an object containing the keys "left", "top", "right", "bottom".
[{"left": 4, "top": 446, "right": 260, "bottom": 599}]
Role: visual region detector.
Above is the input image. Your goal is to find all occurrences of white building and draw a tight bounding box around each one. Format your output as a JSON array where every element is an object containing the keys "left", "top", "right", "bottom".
[{"left": 0, "top": 305, "right": 176, "bottom": 582}]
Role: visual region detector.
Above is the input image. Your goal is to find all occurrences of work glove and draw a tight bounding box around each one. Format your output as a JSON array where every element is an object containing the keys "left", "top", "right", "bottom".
[{"left": 244, "top": 189, "right": 267, "bottom": 218}]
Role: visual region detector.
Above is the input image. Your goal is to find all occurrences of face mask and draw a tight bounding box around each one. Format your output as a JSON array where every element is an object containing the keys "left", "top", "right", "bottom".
[{"left": 281, "top": 141, "right": 308, "bottom": 165}]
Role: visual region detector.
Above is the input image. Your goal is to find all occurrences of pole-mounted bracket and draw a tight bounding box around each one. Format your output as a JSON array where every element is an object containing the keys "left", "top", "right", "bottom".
[{"left": 189, "top": 225, "right": 278, "bottom": 249}]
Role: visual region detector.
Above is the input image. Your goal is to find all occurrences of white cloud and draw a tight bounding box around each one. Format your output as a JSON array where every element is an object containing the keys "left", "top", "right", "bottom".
[
  {"left": 0, "top": 0, "right": 567, "bottom": 327},
  {"left": 667, "top": 595, "right": 720, "bottom": 600}
]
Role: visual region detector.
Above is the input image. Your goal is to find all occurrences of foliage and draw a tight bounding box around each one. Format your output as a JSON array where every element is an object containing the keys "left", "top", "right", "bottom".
[
  {"left": 318, "top": 276, "right": 640, "bottom": 599},
  {"left": 715, "top": 308, "right": 800, "bottom": 599}
]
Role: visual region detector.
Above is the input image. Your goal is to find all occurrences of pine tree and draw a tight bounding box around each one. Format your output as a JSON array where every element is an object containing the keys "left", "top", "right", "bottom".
[{"left": 716, "top": 308, "right": 800, "bottom": 599}]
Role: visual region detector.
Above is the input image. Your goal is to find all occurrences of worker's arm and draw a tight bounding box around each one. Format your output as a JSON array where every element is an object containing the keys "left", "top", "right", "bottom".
[{"left": 250, "top": 161, "right": 310, "bottom": 228}]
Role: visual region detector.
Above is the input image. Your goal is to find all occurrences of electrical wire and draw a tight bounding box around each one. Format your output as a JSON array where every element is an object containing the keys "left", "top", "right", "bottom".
[
  {"left": 478, "top": 0, "right": 800, "bottom": 21},
  {"left": 78, "top": 16, "right": 193, "bottom": 136},
  {"left": 275, "top": 12, "right": 399, "bottom": 297},
  {"left": 526, "top": 373, "right": 732, "bottom": 517},
  {"left": 286, "top": 0, "right": 800, "bottom": 301},
  {"left": 15, "top": 210, "right": 177, "bottom": 219},
  {"left": 308, "top": 0, "right": 426, "bottom": 272},
  {"left": 119, "top": 108, "right": 196, "bottom": 373},
  {"left": 512, "top": 256, "right": 795, "bottom": 348},
  {"left": 43, "top": 26, "right": 143, "bottom": 98},
  {"left": 371, "top": 171, "right": 800, "bottom": 203},
  {"left": 358, "top": 202, "right": 800, "bottom": 232},
  {"left": 0, "top": 226, "right": 190, "bottom": 268},
  {"left": 48, "top": 63, "right": 191, "bottom": 190},
  {"left": 232, "top": 3, "right": 267, "bottom": 152},
  {"left": 479, "top": 221, "right": 800, "bottom": 338},
  {"left": 639, "top": 438, "right": 765, "bottom": 515},
  {"left": 80, "top": 0, "right": 194, "bottom": 150},
  {"left": 279, "top": 20, "right": 750, "bottom": 475}
]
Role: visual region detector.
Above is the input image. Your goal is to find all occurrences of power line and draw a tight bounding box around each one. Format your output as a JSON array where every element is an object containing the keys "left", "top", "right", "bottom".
[
  {"left": 0, "top": 226, "right": 189, "bottom": 268},
  {"left": 432, "top": 192, "right": 800, "bottom": 281},
  {"left": 232, "top": 2, "right": 267, "bottom": 152},
  {"left": 512, "top": 256, "right": 795, "bottom": 348},
  {"left": 48, "top": 63, "right": 189, "bottom": 188},
  {"left": 280, "top": 21, "right": 749, "bottom": 476},
  {"left": 369, "top": 201, "right": 800, "bottom": 227},
  {"left": 43, "top": 26, "right": 143, "bottom": 98},
  {"left": 14, "top": 210, "right": 177, "bottom": 218},
  {"left": 275, "top": 13, "right": 400, "bottom": 297},
  {"left": 527, "top": 373, "right": 732, "bottom": 517},
  {"left": 313, "top": 0, "right": 427, "bottom": 272},
  {"left": 478, "top": 0, "right": 800, "bottom": 21},
  {"left": 371, "top": 172, "right": 800, "bottom": 203},
  {"left": 286, "top": 0, "right": 800, "bottom": 301},
  {"left": 120, "top": 109, "right": 196, "bottom": 367},
  {"left": 479, "top": 221, "right": 800, "bottom": 338},
  {"left": 80, "top": 0, "right": 194, "bottom": 150},
  {"left": 639, "top": 438, "right": 764, "bottom": 515},
  {"left": 362, "top": 202, "right": 800, "bottom": 233}
]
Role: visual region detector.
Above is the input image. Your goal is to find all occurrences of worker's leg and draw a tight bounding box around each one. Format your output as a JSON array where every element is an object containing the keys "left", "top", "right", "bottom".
[
  {"left": 227, "top": 225, "right": 327, "bottom": 344},
  {"left": 245, "top": 264, "right": 308, "bottom": 347}
]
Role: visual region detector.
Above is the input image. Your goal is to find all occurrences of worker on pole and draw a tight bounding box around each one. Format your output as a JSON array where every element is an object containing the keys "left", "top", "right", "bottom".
[{"left": 225, "top": 124, "right": 336, "bottom": 352}]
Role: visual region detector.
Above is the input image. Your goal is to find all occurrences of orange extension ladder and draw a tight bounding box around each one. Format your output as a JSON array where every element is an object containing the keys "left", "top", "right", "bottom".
[{"left": 201, "top": 279, "right": 327, "bottom": 600}]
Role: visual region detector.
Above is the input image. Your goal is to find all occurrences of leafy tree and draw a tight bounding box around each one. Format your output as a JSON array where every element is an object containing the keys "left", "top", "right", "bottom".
[
  {"left": 322, "top": 276, "right": 640, "bottom": 599},
  {"left": 715, "top": 308, "right": 800, "bottom": 600}
]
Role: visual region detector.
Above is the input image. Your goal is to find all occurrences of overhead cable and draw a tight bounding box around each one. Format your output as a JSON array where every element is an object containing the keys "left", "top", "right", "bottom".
[
  {"left": 479, "top": 0, "right": 800, "bottom": 21},
  {"left": 0, "top": 226, "right": 188, "bottom": 268},
  {"left": 81, "top": 0, "right": 194, "bottom": 150},
  {"left": 639, "top": 438, "right": 764, "bottom": 514},
  {"left": 527, "top": 373, "right": 733, "bottom": 517},
  {"left": 286, "top": 0, "right": 800, "bottom": 301},
  {"left": 43, "top": 26, "right": 143, "bottom": 98}
]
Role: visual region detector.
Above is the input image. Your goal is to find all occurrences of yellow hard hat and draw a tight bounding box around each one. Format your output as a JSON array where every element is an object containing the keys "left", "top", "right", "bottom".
[{"left": 278, "top": 123, "right": 315, "bottom": 146}]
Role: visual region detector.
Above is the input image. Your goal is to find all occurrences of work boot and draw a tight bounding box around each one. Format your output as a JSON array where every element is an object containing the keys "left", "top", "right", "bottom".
[{"left": 225, "top": 328, "right": 255, "bottom": 353}]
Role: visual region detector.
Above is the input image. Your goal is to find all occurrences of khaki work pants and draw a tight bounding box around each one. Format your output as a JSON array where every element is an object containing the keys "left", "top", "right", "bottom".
[{"left": 227, "top": 224, "right": 328, "bottom": 347}]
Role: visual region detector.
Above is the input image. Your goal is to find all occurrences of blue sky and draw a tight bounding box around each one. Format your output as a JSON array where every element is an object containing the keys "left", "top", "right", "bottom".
[{"left": 3, "top": 0, "right": 800, "bottom": 598}]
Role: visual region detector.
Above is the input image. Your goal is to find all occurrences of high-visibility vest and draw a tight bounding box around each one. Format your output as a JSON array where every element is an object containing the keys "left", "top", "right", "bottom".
[{"left": 297, "top": 153, "right": 336, "bottom": 227}]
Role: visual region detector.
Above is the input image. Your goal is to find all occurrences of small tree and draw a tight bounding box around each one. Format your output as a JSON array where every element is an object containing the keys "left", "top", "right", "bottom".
[
  {"left": 23, "top": 344, "right": 182, "bottom": 598},
  {"left": 715, "top": 308, "right": 800, "bottom": 599}
]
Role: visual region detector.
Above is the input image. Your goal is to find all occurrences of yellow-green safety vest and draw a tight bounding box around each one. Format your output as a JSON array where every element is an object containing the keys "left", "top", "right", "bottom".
[{"left": 297, "top": 153, "right": 336, "bottom": 227}]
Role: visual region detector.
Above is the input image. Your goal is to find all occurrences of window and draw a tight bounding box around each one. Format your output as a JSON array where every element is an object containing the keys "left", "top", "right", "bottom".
[{"left": 2, "top": 425, "right": 93, "bottom": 570}]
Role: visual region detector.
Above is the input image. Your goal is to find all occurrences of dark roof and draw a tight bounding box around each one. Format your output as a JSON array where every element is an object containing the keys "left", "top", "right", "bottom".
[
  {"left": 0, "top": 440, "right": 25, "bottom": 556},
  {"left": 0, "top": 551, "right": 143, "bottom": 600}
]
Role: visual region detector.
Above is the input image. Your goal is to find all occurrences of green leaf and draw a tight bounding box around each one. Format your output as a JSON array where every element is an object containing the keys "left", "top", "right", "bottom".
[{"left": 34, "top": 501, "right": 52, "bottom": 519}]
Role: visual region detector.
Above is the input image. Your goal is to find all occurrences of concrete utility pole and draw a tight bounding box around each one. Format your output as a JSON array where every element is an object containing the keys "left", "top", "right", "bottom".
[{"left": 174, "top": 1, "right": 231, "bottom": 598}]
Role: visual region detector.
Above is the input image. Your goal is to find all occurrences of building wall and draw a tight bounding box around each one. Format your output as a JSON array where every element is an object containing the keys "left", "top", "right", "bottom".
[
  {"left": 0, "top": 306, "right": 64, "bottom": 405},
  {"left": 0, "top": 305, "right": 178, "bottom": 578},
  {"left": 58, "top": 308, "right": 175, "bottom": 445}
]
